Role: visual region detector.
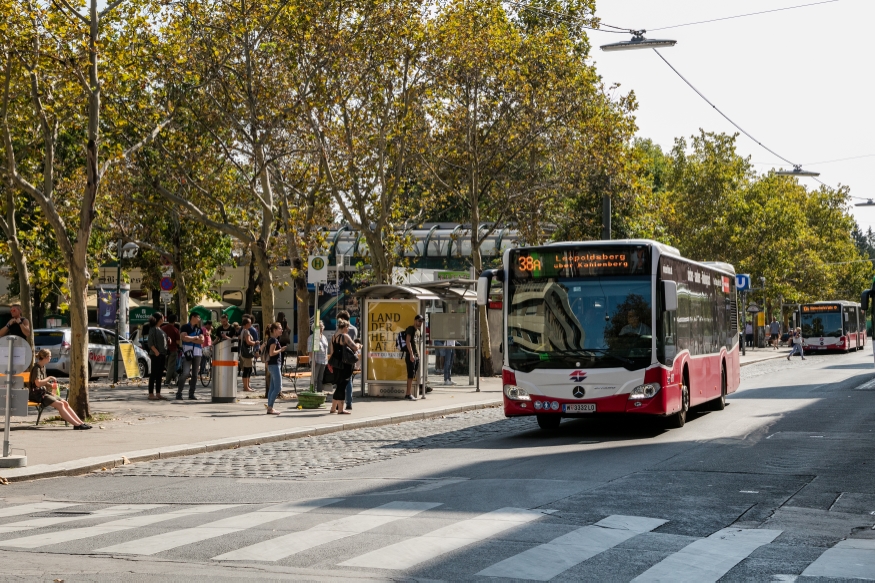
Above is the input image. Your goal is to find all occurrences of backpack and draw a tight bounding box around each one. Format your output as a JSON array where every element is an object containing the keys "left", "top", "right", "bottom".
[{"left": 396, "top": 330, "right": 407, "bottom": 358}]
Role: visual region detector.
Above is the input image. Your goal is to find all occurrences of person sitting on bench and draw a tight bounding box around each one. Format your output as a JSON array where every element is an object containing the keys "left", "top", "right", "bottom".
[{"left": 28, "top": 349, "right": 91, "bottom": 430}]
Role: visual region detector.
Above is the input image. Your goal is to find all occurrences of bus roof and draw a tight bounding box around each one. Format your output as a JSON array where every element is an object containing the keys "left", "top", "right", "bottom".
[
  {"left": 803, "top": 300, "right": 861, "bottom": 307},
  {"left": 541, "top": 239, "right": 736, "bottom": 276}
]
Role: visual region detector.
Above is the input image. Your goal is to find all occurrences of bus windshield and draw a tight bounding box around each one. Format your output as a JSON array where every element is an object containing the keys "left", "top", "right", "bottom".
[
  {"left": 801, "top": 312, "right": 843, "bottom": 338},
  {"left": 506, "top": 275, "right": 652, "bottom": 372}
]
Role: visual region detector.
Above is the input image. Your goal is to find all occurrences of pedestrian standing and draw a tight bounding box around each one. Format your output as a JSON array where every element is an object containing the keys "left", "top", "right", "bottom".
[
  {"left": 162, "top": 314, "right": 181, "bottom": 386},
  {"left": 769, "top": 317, "right": 781, "bottom": 349},
  {"left": 239, "top": 317, "right": 258, "bottom": 392},
  {"left": 442, "top": 339, "right": 456, "bottom": 385},
  {"left": 403, "top": 315, "right": 424, "bottom": 400},
  {"left": 213, "top": 313, "right": 237, "bottom": 343},
  {"left": 177, "top": 312, "right": 205, "bottom": 400},
  {"left": 328, "top": 320, "right": 355, "bottom": 414},
  {"left": 310, "top": 320, "right": 329, "bottom": 393},
  {"left": 745, "top": 321, "right": 753, "bottom": 348},
  {"left": 0, "top": 303, "right": 31, "bottom": 340},
  {"left": 146, "top": 313, "right": 168, "bottom": 400},
  {"left": 337, "top": 310, "right": 358, "bottom": 342},
  {"left": 787, "top": 327, "right": 806, "bottom": 360},
  {"left": 265, "top": 322, "right": 287, "bottom": 415}
]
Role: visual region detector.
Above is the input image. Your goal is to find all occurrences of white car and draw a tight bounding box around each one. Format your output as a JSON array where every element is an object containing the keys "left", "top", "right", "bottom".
[{"left": 34, "top": 327, "right": 151, "bottom": 379}]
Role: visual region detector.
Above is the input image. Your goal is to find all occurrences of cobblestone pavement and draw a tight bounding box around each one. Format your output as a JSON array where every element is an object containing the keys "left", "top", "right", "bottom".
[{"left": 90, "top": 407, "right": 536, "bottom": 480}]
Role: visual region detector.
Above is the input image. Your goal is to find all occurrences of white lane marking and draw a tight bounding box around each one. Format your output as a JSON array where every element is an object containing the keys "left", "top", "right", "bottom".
[
  {"left": 801, "top": 538, "right": 875, "bottom": 580},
  {"left": 214, "top": 501, "right": 442, "bottom": 562},
  {"left": 0, "top": 505, "right": 163, "bottom": 534},
  {"left": 0, "top": 505, "right": 239, "bottom": 549},
  {"left": 477, "top": 515, "right": 667, "bottom": 581},
  {"left": 0, "top": 502, "right": 78, "bottom": 518},
  {"left": 340, "top": 507, "right": 551, "bottom": 570},
  {"left": 95, "top": 498, "right": 343, "bottom": 556},
  {"left": 632, "top": 528, "right": 782, "bottom": 583}
]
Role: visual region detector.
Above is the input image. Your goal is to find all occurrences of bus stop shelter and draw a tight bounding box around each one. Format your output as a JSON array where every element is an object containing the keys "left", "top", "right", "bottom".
[{"left": 354, "top": 280, "right": 480, "bottom": 398}]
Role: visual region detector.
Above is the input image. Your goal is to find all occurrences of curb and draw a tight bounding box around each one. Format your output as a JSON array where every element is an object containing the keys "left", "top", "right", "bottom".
[
  {"left": 740, "top": 352, "right": 791, "bottom": 367},
  {"left": 0, "top": 399, "right": 503, "bottom": 483}
]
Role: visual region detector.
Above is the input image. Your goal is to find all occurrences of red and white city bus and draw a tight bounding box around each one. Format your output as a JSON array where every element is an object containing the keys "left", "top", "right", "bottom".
[
  {"left": 476, "top": 240, "right": 741, "bottom": 430},
  {"left": 800, "top": 301, "right": 865, "bottom": 353}
]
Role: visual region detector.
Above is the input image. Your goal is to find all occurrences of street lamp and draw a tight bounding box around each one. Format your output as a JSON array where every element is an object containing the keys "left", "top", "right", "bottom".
[
  {"left": 112, "top": 240, "right": 139, "bottom": 383},
  {"left": 855, "top": 199, "right": 875, "bottom": 207},
  {"left": 775, "top": 165, "right": 820, "bottom": 178},
  {"left": 601, "top": 31, "right": 677, "bottom": 52},
  {"left": 598, "top": 32, "right": 675, "bottom": 239}
]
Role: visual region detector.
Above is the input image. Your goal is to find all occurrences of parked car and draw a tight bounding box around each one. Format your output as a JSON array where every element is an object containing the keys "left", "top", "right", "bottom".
[{"left": 34, "top": 327, "right": 151, "bottom": 379}]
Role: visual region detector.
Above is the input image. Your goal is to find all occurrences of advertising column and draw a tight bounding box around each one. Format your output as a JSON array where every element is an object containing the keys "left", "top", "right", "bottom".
[{"left": 365, "top": 299, "right": 419, "bottom": 397}]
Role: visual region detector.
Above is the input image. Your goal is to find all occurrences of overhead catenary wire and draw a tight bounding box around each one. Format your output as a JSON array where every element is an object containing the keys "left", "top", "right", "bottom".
[
  {"left": 649, "top": 0, "right": 840, "bottom": 32},
  {"left": 652, "top": 49, "right": 797, "bottom": 167}
]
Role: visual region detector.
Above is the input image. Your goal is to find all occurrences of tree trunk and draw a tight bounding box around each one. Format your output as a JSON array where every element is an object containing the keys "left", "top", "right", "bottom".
[
  {"left": 67, "top": 264, "right": 90, "bottom": 419},
  {"left": 293, "top": 257, "right": 310, "bottom": 354},
  {"left": 7, "top": 239, "right": 34, "bottom": 346},
  {"left": 253, "top": 243, "right": 275, "bottom": 326},
  {"left": 244, "top": 255, "right": 258, "bottom": 316},
  {"left": 175, "top": 266, "right": 189, "bottom": 318},
  {"left": 471, "top": 245, "right": 494, "bottom": 376}
]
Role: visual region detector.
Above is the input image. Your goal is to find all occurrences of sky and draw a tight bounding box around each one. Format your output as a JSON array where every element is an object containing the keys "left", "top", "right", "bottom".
[{"left": 588, "top": 0, "right": 875, "bottom": 232}]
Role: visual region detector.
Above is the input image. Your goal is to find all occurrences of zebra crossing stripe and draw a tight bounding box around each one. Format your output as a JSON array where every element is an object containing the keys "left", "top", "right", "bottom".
[
  {"left": 213, "top": 501, "right": 442, "bottom": 562},
  {"left": 94, "top": 498, "right": 343, "bottom": 556},
  {"left": 632, "top": 528, "right": 782, "bottom": 582},
  {"left": 477, "top": 515, "right": 668, "bottom": 580},
  {"left": 0, "top": 502, "right": 78, "bottom": 519},
  {"left": 0, "top": 505, "right": 164, "bottom": 535},
  {"left": 340, "top": 507, "right": 550, "bottom": 570},
  {"left": 0, "top": 505, "right": 240, "bottom": 549},
  {"left": 801, "top": 538, "right": 875, "bottom": 580}
]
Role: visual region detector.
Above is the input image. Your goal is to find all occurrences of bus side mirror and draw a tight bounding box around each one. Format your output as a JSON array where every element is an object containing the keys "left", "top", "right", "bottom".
[
  {"left": 663, "top": 281, "right": 678, "bottom": 312},
  {"left": 862, "top": 290, "right": 870, "bottom": 312},
  {"left": 477, "top": 269, "right": 501, "bottom": 306}
]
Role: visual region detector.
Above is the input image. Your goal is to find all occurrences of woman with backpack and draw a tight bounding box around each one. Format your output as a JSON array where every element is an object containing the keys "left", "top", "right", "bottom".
[{"left": 327, "top": 319, "right": 357, "bottom": 414}]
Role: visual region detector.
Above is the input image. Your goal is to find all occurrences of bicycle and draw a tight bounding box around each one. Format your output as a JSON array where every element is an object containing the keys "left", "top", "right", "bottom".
[{"left": 199, "top": 347, "right": 212, "bottom": 387}]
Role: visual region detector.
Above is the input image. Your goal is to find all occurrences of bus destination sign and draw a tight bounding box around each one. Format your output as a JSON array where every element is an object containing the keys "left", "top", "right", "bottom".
[
  {"left": 511, "top": 246, "right": 650, "bottom": 279},
  {"left": 801, "top": 304, "right": 839, "bottom": 313}
]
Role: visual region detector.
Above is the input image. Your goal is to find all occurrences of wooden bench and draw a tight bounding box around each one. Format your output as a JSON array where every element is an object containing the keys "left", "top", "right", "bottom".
[
  {"left": 282, "top": 355, "right": 312, "bottom": 393},
  {"left": 19, "top": 372, "right": 68, "bottom": 427}
]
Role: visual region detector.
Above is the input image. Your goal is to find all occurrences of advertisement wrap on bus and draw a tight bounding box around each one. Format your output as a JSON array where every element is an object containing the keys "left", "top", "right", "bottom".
[
  {"left": 476, "top": 240, "right": 741, "bottom": 431},
  {"left": 800, "top": 301, "right": 865, "bottom": 353}
]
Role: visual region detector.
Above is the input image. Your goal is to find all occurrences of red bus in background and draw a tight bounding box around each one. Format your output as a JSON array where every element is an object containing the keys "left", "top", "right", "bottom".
[
  {"left": 476, "top": 240, "right": 740, "bottom": 431},
  {"left": 800, "top": 301, "right": 865, "bottom": 353}
]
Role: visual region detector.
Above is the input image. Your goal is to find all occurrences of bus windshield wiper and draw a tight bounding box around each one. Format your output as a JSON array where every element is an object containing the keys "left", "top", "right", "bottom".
[{"left": 549, "top": 348, "right": 637, "bottom": 368}]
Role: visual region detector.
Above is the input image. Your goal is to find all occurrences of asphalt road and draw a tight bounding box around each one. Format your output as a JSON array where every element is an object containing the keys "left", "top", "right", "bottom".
[{"left": 1, "top": 349, "right": 874, "bottom": 581}]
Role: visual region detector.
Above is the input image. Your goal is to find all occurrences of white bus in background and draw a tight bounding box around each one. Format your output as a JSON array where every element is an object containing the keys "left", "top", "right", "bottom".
[
  {"left": 476, "top": 239, "right": 741, "bottom": 431},
  {"left": 799, "top": 301, "right": 865, "bottom": 354}
]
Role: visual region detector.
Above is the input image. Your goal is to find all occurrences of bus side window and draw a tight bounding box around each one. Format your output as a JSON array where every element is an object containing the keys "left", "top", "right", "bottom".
[{"left": 662, "top": 310, "right": 677, "bottom": 365}]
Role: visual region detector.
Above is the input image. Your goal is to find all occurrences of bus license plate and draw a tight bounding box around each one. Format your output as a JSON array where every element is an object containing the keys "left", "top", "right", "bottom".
[{"left": 563, "top": 403, "right": 596, "bottom": 413}]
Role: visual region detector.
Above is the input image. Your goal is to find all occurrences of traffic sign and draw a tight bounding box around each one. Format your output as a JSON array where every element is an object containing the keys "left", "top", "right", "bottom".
[
  {"left": 160, "top": 277, "right": 174, "bottom": 291},
  {"left": 160, "top": 291, "right": 172, "bottom": 304},
  {"left": 735, "top": 274, "right": 751, "bottom": 292},
  {"left": 308, "top": 255, "right": 328, "bottom": 284},
  {"left": 0, "top": 336, "right": 32, "bottom": 375}
]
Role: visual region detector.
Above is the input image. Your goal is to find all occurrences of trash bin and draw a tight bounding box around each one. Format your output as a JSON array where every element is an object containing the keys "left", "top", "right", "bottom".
[{"left": 212, "top": 337, "right": 238, "bottom": 403}]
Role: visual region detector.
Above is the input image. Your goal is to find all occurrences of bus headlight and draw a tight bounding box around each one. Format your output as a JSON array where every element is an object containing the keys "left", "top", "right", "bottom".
[
  {"left": 504, "top": 384, "right": 531, "bottom": 401},
  {"left": 628, "top": 383, "right": 661, "bottom": 400}
]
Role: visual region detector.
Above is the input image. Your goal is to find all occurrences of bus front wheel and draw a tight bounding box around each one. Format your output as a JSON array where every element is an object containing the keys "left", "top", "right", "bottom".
[
  {"left": 536, "top": 414, "right": 561, "bottom": 432},
  {"left": 666, "top": 378, "right": 689, "bottom": 429}
]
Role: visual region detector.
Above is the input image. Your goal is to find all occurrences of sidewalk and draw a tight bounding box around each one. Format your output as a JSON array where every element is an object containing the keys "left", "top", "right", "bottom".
[{"left": 1, "top": 374, "right": 502, "bottom": 483}]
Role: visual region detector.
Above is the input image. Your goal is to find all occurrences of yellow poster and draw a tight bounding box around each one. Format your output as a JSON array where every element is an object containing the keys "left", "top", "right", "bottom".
[
  {"left": 756, "top": 312, "right": 765, "bottom": 327},
  {"left": 367, "top": 300, "right": 419, "bottom": 382},
  {"left": 120, "top": 343, "right": 141, "bottom": 379}
]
